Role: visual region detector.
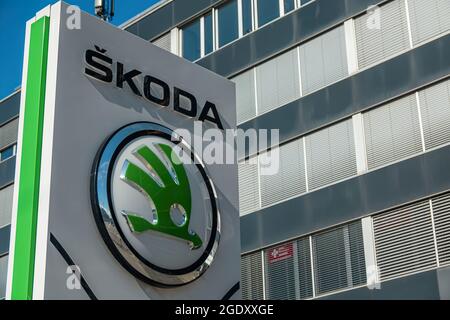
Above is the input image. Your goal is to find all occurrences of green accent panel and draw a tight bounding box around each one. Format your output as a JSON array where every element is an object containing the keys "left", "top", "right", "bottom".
[
  {"left": 121, "top": 144, "right": 202, "bottom": 249},
  {"left": 11, "top": 16, "right": 50, "bottom": 300}
]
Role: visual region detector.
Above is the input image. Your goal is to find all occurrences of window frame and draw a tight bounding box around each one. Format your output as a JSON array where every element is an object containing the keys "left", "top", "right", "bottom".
[
  {"left": 179, "top": 0, "right": 315, "bottom": 61},
  {"left": 0, "top": 144, "right": 16, "bottom": 163},
  {"left": 180, "top": 9, "right": 217, "bottom": 62},
  {"left": 255, "top": 0, "right": 281, "bottom": 28},
  {"left": 180, "top": 17, "right": 202, "bottom": 62},
  {"left": 202, "top": 12, "right": 215, "bottom": 56},
  {"left": 216, "top": 0, "right": 241, "bottom": 49}
]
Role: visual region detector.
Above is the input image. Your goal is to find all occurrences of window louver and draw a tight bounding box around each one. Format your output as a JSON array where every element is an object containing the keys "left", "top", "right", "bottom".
[
  {"left": 296, "top": 238, "right": 314, "bottom": 299},
  {"left": 0, "top": 184, "right": 14, "bottom": 228},
  {"left": 373, "top": 200, "right": 437, "bottom": 281},
  {"left": 238, "top": 160, "right": 260, "bottom": 215},
  {"left": 0, "top": 118, "right": 18, "bottom": 151},
  {"left": 355, "top": 0, "right": 410, "bottom": 70},
  {"left": 256, "top": 48, "right": 300, "bottom": 115},
  {"left": 0, "top": 255, "right": 7, "bottom": 299},
  {"left": 431, "top": 193, "right": 450, "bottom": 266},
  {"left": 364, "top": 94, "right": 422, "bottom": 170},
  {"left": 232, "top": 69, "right": 257, "bottom": 124},
  {"left": 312, "top": 221, "right": 366, "bottom": 295},
  {"left": 151, "top": 32, "right": 172, "bottom": 52},
  {"left": 265, "top": 238, "right": 313, "bottom": 300},
  {"left": 408, "top": 0, "right": 450, "bottom": 46},
  {"left": 305, "top": 119, "right": 357, "bottom": 190},
  {"left": 241, "top": 251, "right": 264, "bottom": 300},
  {"left": 299, "top": 25, "right": 348, "bottom": 95},
  {"left": 419, "top": 80, "right": 450, "bottom": 150},
  {"left": 259, "top": 139, "right": 306, "bottom": 207},
  {"left": 265, "top": 242, "right": 296, "bottom": 300}
]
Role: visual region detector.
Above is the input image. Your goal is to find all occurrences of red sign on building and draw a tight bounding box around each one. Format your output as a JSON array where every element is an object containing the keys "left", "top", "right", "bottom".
[{"left": 267, "top": 243, "right": 294, "bottom": 263}]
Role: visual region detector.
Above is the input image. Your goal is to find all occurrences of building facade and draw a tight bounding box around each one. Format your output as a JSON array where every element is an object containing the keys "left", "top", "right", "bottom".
[{"left": 1, "top": 0, "right": 450, "bottom": 299}]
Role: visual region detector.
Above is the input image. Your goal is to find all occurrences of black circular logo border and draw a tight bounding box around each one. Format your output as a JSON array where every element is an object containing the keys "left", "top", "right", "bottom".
[{"left": 90, "top": 122, "right": 219, "bottom": 287}]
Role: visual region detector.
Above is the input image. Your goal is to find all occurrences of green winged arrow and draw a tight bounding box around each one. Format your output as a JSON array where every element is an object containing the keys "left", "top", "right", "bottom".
[{"left": 120, "top": 143, "right": 202, "bottom": 249}]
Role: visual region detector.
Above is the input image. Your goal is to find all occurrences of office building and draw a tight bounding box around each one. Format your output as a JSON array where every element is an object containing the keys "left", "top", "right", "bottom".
[{"left": 1, "top": 0, "right": 450, "bottom": 299}]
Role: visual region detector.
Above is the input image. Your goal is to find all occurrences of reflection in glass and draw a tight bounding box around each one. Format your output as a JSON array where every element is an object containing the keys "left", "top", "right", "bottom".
[
  {"left": 204, "top": 13, "right": 214, "bottom": 55},
  {"left": 218, "top": 0, "right": 239, "bottom": 48},
  {"left": 301, "top": 0, "right": 314, "bottom": 6},
  {"left": 242, "top": 0, "right": 253, "bottom": 35},
  {"left": 284, "top": 0, "right": 296, "bottom": 13},
  {"left": 182, "top": 19, "right": 201, "bottom": 61},
  {"left": 0, "top": 145, "right": 14, "bottom": 162},
  {"left": 0, "top": 255, "right": 8, "bottom": 299},
  {"left": 257, "top": 0, "right": 280, "bottom": 27}
]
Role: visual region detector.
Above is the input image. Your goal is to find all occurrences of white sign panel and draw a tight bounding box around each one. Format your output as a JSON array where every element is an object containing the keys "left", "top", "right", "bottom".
[{"left": 7, "top": 2, "right": 239, "bottom": 300}]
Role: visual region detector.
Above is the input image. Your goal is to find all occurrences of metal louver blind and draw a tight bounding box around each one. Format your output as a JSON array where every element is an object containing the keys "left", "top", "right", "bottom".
[
  {"left": 264, "top": 239, "right": 313, "bottom": 300},
  {"left": 364, "top": 94, "right": 422, "bottom": 170},
  {"left": 431, "top": 192, "right": 450, "bottom": 266},
  {"left": 151, "top": 32, "right": 172, "bottom": 52},
  {"left": 256, "top": 48, "right": 300, "bottom": 115},
  {"left": 305, "top": 119, "right": 357, "bottom": 190},
  {"left": 373, "top": 200, "right": 437, "bottom": 281},
  {"left": 0, "top": 184, "right": 14, "bottom": 228},
  {"left": 408, "top": 0, "right": 450, "bottom": 46},
  {"left": 296, "top": 238, "right": 314, "bottom": 299},
  {"left": 312, "top": 221, "right": 366, "bottom": 296},
  {"left": 0, "top": 255, "right": 8, "bottom": 299},
  {"left": 419, "top": 80, "right": 450, "bottom": 150},
  {"left": 259, "top": 139, "right": 306, "bottom": 207},
  {"left": 299, "top": 25, "right": 348, "bottom": 95},
  {"left": 232, "top": 69, "right": 257, "bottom": 124},
  {"left": 355, "top": 0, "right": 410, "bottom": 70},
  {"left": 241, "top": 251, "right": 264, "bottom": 300},
  {"left": 238, "top": 159, "right": 260, "bottom": 215},
  {"left": 0, "top": 118, "right": 18, "bottom": 150},
  {"left": 265, "top": 242, "right": 296, "bottom": 300}
]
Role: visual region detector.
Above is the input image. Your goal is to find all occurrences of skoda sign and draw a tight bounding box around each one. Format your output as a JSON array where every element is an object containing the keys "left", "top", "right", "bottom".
[
  {"left": 9, "top": 3, "right": 238, "bottom": 300},
  {"left": 91, "top": 122, "right": 220, "bottom": 286}
]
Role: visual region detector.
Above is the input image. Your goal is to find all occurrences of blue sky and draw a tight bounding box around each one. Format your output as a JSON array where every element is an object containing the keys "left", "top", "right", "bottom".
[{"left": 0, "top": 0, "right": 159, "bottom": 100}]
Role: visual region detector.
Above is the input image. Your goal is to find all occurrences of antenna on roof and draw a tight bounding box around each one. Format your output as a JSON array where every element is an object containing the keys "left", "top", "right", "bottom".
[{"left": 95, "top": 0, "right": 115, "bottom": 22}]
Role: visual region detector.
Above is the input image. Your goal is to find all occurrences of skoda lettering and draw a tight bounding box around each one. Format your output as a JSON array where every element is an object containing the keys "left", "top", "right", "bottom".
[{"left": 85, "top": 46, "right": 224, "bottom": 129}]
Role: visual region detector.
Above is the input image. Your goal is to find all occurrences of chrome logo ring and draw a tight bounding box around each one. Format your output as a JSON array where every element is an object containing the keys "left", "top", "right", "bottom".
[{"left": 90, "top": 122, "right": 220, "bottom": 287}]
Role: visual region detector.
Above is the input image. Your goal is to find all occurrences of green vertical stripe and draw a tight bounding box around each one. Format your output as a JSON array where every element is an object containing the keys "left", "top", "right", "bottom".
[{"left": 11, "top": 16, "right": 50, "bottom": 300}]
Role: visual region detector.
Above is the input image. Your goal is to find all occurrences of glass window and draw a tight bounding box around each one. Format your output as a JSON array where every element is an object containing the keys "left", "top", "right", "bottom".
[
  {"left": 305, "top": 119, "right": 357, "bottom": 190},
  {"left": 284, "top": 0, "right": 296, "bottom": 13},
  {"left": 241, "top": 252, "right": 264, "bottom": 300},
  {"left": 242, "top": 0, "right": 253, "bottom": 35},
  {"left": 299, "top": 25, "right": 348, "bottom": 95},
  {"left": 256, "top": 48, "right": 301, "bottom": 114},
  {"left": 218, "top": 0, "right": 239, "bottom": 48},
  {"left": 257, "top": 0, "right": 280, "bottom": 27},
  {"left": 182, "top": 19, "right": 201, "bottom": 61},
  {"left": 408, "top": 0, "right": 450, "bottom": 46},
  {"left": 363, "top": 95, "right": 422, "bottom": 170},
  {"left": 232, "top": 69, "right": 257, "bottom": 124},
  {"left": 419, "top": 80, "right": 450, "bottom": 150},
  {"left": 0, "top": 255, "right": 7, "bottom": 299},
  {"left": 0, "top": 184, "right": 14, "bottom": 227},
  {"left": 0, "top": 145, "right": 15, "bottom": 162},
  {"left": 152, "top": 32, "right": 171, "bottom": 52},
  {"left": 204, "top": 13, "right": 214, "bottom": 55},
  {"left": 238, "top": 158, "right": 260, "bottom": 215},
  {"left": 265, "top": 239, "right": 313, "bottom": 300},
  {"left": 300, "top": 0, "right": 313, "bottom": 5},
  {"left": 259, "top": 139, "right": 306, "bottom": 207},
  {"left": 354, "top": 0, "right": 410, "bottom": 70},
  {"left": 312, "top": 221, "right": 366, "bottom": 295},
  {"left": 0, "top": 118, "right": 18, "bottom": 151}
]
